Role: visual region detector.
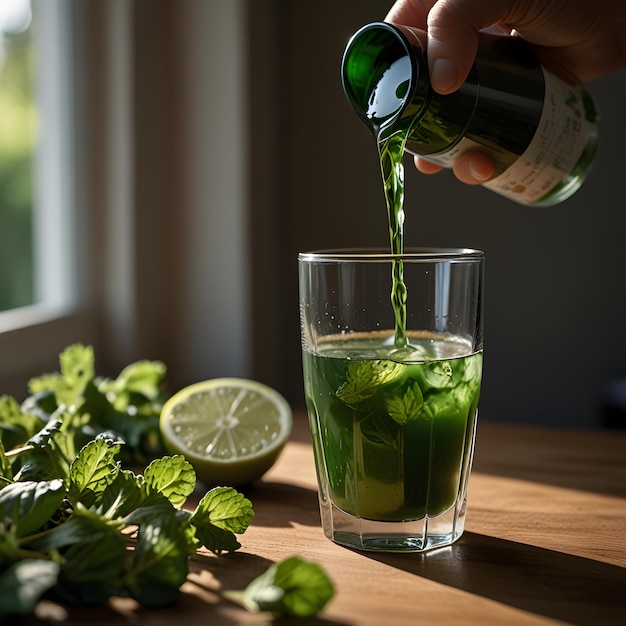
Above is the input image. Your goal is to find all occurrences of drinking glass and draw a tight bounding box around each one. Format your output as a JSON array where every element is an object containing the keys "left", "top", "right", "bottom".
[{"left": 299, "top": 248, "right": 484, "bottom": 552}]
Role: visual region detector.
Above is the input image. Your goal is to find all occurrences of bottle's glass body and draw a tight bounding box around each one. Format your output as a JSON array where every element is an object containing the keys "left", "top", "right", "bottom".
[{"left": 341, "top": 22, "right": 599, "bottom": 206}]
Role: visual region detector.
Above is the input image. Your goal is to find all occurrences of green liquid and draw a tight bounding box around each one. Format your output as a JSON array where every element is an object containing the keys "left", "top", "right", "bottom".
[
  {"left": 378, "top": 130, "right": 409, "bottom": 348},
  {"left": 316, "top": 23, "right": 483, "bottom": 526},
  {"left": 303, "top": 332, "right": 482, "bottom": 522},
  {"left": 359, "top": 36, "right": 414, "bottom": 348}
]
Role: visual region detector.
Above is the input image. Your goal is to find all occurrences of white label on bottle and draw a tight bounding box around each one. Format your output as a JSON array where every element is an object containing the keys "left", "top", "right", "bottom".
[{"left": 423, "top": 70, "right": 595, "bottom": 204}]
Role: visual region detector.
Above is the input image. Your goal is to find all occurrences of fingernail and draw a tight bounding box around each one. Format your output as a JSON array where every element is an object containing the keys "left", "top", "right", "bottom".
[
  {"left": 469, "top": 161, "right": 493, "bottom": 181},
  {"left": 431, "top": 58, "right": 459, "bottom": 93}
]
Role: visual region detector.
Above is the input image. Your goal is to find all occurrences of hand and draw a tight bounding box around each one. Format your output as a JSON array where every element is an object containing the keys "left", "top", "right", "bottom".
[{"left": 386, "top": 0, "right": 626, "bottom": 183}]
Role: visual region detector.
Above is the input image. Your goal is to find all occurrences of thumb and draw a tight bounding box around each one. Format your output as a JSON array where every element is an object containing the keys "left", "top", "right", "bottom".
[{"left": 426, "top": 0, "right": 516, "bottom": 94}]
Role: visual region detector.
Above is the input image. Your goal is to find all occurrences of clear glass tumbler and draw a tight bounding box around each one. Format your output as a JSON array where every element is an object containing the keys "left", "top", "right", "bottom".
[{"left": 299, "top": 248, "right": 484, "bottom": 552}]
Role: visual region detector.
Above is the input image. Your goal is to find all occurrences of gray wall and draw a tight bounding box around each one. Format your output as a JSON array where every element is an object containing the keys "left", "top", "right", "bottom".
[{"left": 248, "top": 0, "right": 626, "bottom": 429}]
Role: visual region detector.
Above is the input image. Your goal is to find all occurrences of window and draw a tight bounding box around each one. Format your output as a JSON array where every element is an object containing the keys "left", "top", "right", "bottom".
[
  {"left": 0, "top": 0, "right": 35, "bottom": 312},
  {"left": 0, "top": 0, "right": 252, "bottom": 399},
  {"left": 0, "top": 0, "right": 82, "bottom": 322},
  {"left": 0, "top": 0, "right": 95, "bottom": 397}
]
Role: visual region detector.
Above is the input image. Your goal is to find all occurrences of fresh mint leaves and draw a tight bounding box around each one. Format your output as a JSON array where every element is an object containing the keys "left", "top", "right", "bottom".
[
  {"left": 335, "top": 353, "right": 483, "bottom": 428},
  {"left": 26, "top": 343, "right": 167, "bottom": 466},
  {"left": 336, "top": 359, "right": 403, "bottom": 406},
  {"left": 190, "top": 487, "right": 254, "bottom": 554},
  {"left": 233, "top": 555, "right": 334, "bottom": 617},
  {"left": 0, "top": 432, "right": 253, "bottom": 612},
  {"left": 0, "top": 344, "right": 334, "bottom": 621},
  {"left": 386, "top": 380, "right": 424, "bottom": 425}
]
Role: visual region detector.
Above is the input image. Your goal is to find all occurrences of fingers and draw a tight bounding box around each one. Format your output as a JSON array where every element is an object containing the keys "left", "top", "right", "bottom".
[
  {"left": 388, "top": 1, "right": 524, "bottom": 94},
  {"left": 385, "top": 0, "right": 436, "bottom": 29},
  {"left": 452, "top": 150, "right": 495, "bottom": 184},
  {"left": 416, "top": 151, "right": 495, "bottom": 184},
  {"left": 415, "top": 156, "right": 443, "bottom": 174},
  {"left": 426, "top": 0, "right": 494, "bottom": 94}
]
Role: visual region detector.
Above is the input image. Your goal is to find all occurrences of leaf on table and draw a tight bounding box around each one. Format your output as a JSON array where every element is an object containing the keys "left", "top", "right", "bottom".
[{"left": 237, "top": 556, "right": 334, "bottom": 617}]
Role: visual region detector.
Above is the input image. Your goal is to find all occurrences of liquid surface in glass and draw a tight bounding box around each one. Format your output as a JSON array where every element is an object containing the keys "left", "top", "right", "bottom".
[{"left": 303, "top": 331, "right": 482, "bottom": 522}]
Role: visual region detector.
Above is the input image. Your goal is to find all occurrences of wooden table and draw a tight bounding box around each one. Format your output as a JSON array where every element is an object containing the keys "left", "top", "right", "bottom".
[{"left": 30, "top": 414, "right": 626, "bottom": 626}]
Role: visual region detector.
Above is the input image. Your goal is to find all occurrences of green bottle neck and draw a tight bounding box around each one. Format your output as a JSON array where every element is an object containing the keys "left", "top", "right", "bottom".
[{"left": 341, "top": 22, "right": 431, "bottom": 140}]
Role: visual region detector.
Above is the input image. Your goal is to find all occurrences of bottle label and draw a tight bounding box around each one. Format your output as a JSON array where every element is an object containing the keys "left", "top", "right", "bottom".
[{"left": 424, "top": 69, "right": 595, "bottom": 204}]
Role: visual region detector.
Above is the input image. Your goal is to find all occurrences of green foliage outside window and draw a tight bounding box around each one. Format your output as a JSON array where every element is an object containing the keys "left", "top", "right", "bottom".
[{"left": 0, "top": 20, "right": 36, "bottom": 312}]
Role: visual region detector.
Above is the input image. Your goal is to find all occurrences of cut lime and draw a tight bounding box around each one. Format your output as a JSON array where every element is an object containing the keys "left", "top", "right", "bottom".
[{"left": 160, "top": 378, "right": 292, "bottom": 487}]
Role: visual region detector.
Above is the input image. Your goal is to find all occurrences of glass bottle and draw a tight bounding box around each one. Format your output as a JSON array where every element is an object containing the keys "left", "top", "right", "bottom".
[{"left": 341, "top": 22, "right": 599, "bottom": 206}]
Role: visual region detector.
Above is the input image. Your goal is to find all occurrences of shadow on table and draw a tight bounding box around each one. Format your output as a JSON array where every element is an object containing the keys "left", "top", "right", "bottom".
[
  {"left": 472, "top": 422, "right": 626, "bottom": 499},
  {"left": 363, "top": 531, "right": 626, "bottom": 625},
  {"left": 241, "top": 480, "right": 321, "bottom": 529}
]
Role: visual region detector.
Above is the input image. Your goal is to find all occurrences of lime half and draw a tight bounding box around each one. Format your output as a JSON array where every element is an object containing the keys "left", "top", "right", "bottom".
[{"left": 160, "top": 378, "right": 293, "bottom": 487}]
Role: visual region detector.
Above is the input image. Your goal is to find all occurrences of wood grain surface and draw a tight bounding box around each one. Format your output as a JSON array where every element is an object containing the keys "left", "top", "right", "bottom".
[{"left": 28, "top": 415, "right": 626, "bottom": 626}]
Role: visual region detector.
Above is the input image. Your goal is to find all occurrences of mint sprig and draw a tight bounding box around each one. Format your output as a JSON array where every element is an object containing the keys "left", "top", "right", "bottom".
[
  {"left": 0, "top": 435, "right": 254, "bottom": 611},
  {"left": 231, "top": 555, "right": 334, "bottom": 617},
  {"left": 25, "top": 343, "right": 168, "bottom": 466},
  {"left": 0, "top": 344, "right": 335, "bottom": 620}
]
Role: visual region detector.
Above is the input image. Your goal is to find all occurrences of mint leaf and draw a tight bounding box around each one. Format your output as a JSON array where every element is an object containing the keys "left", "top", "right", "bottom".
[
  {"left": 69, "top": 437, "right": 121, "bottom": 506},
  {"left": 125, "top": 515, "right": 190, "bottom": 607},
  {"left": 143, "top": 455, "right": 196, "bottom": 506},
  {"left": 19, "top": 390, "right": 58, "bottom": 421},
  {"left": 0, "top": 479, "right": 65, "bottom": 538},
  {"left": 420, "top": 360, "right": 454, "bottom": 389},
  {"left": 26, "top": 416, "right": 63, "bottom": 449},
  {"left": 44, "top": 508, "right": 127, "bottom": 605},
  {"left": 81, "top": 378, "right": 164, "bottom": 465},
  {"left": 31, "top": 505, "right": 121, "bottom": 552},
  {"left": 28, "top": 344, "right": 95, "bottom": 408},
  {"left": 359, "top": 414, "right": 399, "bottom": 448},
  {"left": 239, "top": 556, "right": 334, "bottom": 617},
  {"left": 122, "top": 489, "right": 175, "bottom": 523},
  {"left": 0, "top": 395, "right": 43, "bottom": 452},
  {"left": 15, "top": 413, "right": 73, "bottom": 483},
  {"left": 59, "top": 343, "right": 95, "bottom": 391},
  {"left": 98, "top": 360, "right": 166, "bottom": 407},
  {"left": 0, "top": 560, "right": 60, "bottom": 620},
  {"left": 194, "top": 486, "right": 254, "bottom": 534},
  {"left": 386, "top": 381, "right": 424, "bottom": 425},
  {"left": 190, "top": 487, "right": 254, "bottom": 554},
  {"left": 98, "top": 469, "right": 144, "bottom": 519},
  {"left": 336, "top": 360, "right": 403, "bottom": 406}
]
